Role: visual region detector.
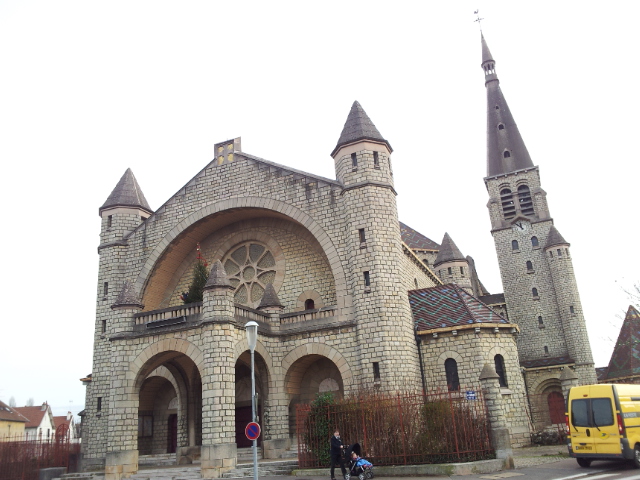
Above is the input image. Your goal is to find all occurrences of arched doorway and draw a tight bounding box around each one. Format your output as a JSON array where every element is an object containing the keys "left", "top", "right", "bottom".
[
  {"left": 235, "top": 352, "right": 269, "bottom": 448},
  {"left": 285, "top": 355, "right": 343, "bottom": 439},
  {"left": 547, "top": 391, "right": 565, "bottom": 424},
  {"left": 135, "top": 351, "right": 202, "bottom": 456}
]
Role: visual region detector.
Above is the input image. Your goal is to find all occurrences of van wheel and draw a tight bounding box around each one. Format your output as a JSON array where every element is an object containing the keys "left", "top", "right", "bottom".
[
  {"left": 577, "top": 458, "right": 592, "bottom": 468},
  {"left": 633, "top": 445, "right": 640, "bottom": 468}
]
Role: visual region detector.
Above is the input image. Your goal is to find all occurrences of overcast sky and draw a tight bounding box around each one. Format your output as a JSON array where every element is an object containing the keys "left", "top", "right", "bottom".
[{"left": 1, "top": 1, "right": 638, "bottom": 416}]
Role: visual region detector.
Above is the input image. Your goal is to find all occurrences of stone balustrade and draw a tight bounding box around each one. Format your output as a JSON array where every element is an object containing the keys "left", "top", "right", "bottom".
[
  {"left": 134, "top": 302, "right": 203, "bottom": 326},
  {"left": 279, "top": 306, "right": 337, "bottom": 325}
]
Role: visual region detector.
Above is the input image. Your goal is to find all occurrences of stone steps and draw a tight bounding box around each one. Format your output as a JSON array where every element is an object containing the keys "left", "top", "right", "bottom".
[
  {"left": 139, "top": 453, "right": 177, "bottom": 467},
  {"left": 127, "top": 466, "right": 202, "bottom": 480},
  {"left": 58, "top": 474, "right": 104, "bottom": 480},
  {"left": 222, "top": 459, "right": 299, "bottom": 478}
]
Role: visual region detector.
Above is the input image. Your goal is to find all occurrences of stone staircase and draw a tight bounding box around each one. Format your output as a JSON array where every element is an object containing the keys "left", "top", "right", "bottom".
[
  {"left": 139, "top": 453, "right": 181, "bottom": 467},
  {"left": 221, "top": 459, "right": 299, "bottom": 478},
  {"left": 124, "top": 466, "right": 201, "bottom": 480},
  {"left": 58, "top": 473, "right": 104, "bottom": 480}
]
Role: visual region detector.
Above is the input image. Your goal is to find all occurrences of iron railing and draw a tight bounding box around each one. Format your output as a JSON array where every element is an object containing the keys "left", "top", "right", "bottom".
[{"left": 296, "top": 387, "right": 493, "bottom": 468}]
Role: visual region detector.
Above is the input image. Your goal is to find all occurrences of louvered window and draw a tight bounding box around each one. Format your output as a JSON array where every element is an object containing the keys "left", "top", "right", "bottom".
[
  {"left": 518, "top": 185, "right": 534, "bottom": 216},
  {"left": 500, "top": 189, "right": 516, "bottom": 220}
]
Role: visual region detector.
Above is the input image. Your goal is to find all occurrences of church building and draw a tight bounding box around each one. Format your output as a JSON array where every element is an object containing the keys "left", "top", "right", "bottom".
[{"left": 82, "top": 35, "right": 595, "bottom": 478}]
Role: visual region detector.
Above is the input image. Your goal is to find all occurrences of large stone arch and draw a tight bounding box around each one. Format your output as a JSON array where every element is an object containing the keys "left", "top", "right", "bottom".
[
  {"left": 134, "top": 197, "right": 349, "bottom": 311},
  {"left": 529, "top": 375, "right": 562, "bottom": 396},
  {"left": 282, "top": 344, "right": 353, "bottom": 391},
  {"left": 233, "top": 339, "right": 274, "bottom": 374}
]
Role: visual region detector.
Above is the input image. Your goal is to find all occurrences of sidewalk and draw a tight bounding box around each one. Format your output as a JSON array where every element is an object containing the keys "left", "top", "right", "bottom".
[{"left": 511, "top": 444, "right": 568, "bottom": 469}]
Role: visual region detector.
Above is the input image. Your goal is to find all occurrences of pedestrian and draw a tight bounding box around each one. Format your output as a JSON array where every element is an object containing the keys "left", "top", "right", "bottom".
[{"left": 330, "top": 429, "right": 347, "bottom": 480}]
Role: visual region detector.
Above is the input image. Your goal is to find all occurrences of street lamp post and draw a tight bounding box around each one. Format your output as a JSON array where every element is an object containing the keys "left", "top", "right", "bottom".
[{"left": 245, "top": 321, "right": 259, "bottom": 480}]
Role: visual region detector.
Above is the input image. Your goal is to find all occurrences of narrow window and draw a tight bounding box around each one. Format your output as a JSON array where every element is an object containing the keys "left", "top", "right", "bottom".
[
  {"left": 557, "top": 248, "right": 562, "bottom": 256},
  {"left": 512, "top": 240, "right": 519, "bottom": 251},
  {"left": 517, "top": 185, "right": 534, "bottom": 215},
  {"left": 538, "top": 316, "right": 544, "bottom": 325},
  {"left": 460, "top": 266, "right": 465, "bottom": 276},
  {"left": 526, "top": 260, "right": 533, "bottom": 271},
  {"left": 363, "top": 271, "right": 370, "bottom": 287},
  {"left": 549, "top": 251, "right": 553, "bottom": 258},
  {"left": 107, "top": 215, "right": 113, "bottom": 228},
  {"left": 101, "top": 320, "right": 106, "bottom": 333},
  {"left": 103, "top": 282, "right": 108, "bottom": 296},
  {"left": 423, "top": 258, "right": 429, "bottom": 266},
  {"left": 373, "top": 362, "right": 380, "bottom": 382},
  {"left": 501, "top": 189, "right": 516, "bottom": 220},
  {"left": 544, "top": 346, "right": 549, "bottom": 355},
  {"left": 531, "top": 236, "right": 539, "bottom": 247},
  {"left": 532, "top": 287, "right": 539, "bottom": 297},
  {"left": 351, "top": 153, "right": 357, "bottom": 168},
  {"left": 373, "top": 152, "right": 380, "bottom": 168},
  {"left": 503, "top": 150, "right": 511, "bottom": 158},
  {"left": 447, "top": 267, "right": 452, "bottom": 275},
  {"left": 97, "top": 397, "right": 102, "bottom": 412},
  {"left": 358, "top": 228, "right": 366, "bottom": 243},
  {"left": 570, "top": 306, "right": 575, "bottom": 314},
  {"left": 498, "top": 123, "right": 505, "bottom": 130},
  {"left": 305, "top": 299, "right": 315, "bottom": 310},
  {"left": 414, "top": 278, "right": 418, "bottom": 289},
  {"left": 444, "top": 358, "right": 460, "bottom": 391},
  {"left": 494, "top": 355, "right": 508, "bottom": 387}
]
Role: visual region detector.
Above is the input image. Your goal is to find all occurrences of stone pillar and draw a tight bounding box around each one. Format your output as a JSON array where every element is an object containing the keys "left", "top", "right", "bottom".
[
  {"left": 560, "top": 367, "right": 579, "bottom": 404},
  {"left": 479, "top": 363, "right": 513, "bottom": 469},
  {"left": 105, "top": 450, "right": 138, "bottom": 480}
]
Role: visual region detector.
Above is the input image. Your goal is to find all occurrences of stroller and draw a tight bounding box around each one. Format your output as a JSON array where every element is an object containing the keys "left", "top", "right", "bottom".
[{"left": 344, "top": 443, "right": 374, "bottom": 480}]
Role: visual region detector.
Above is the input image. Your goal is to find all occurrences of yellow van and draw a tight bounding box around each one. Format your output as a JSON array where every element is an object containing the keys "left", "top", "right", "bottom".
[{"left": 567, "top": 383, "right": 640, "bottom": 468}]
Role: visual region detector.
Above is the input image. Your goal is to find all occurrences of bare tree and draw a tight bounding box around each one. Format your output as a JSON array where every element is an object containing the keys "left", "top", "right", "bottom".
[
  {"left": 8, "top": 396, "right": 16, "bottom": 407},
  {"left": 26, "top": 398, "right": 34, "bottom": 407}
]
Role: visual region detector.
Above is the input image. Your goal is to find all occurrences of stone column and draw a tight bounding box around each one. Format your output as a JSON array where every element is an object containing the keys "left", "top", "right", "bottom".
[
  {"left": 560, "top": 367, "right": 579, "bottom": 404},
  {"left": 479, "top": 363, "right": 513, "bottom": 469}
]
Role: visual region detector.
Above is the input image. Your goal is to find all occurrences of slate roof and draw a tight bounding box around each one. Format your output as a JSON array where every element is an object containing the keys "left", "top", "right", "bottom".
[
  {"left": 13, "top": 405, "right": 48, "bottom": 429},
  {"left": 434, "top": 233, "right": 466, "bottom": 266},
  {"left": 483, "top": 35, "right": 534, "bottom": 177},
  {"left": 520, "top": 356, "right": 574, "bottom": 369},
  {"left": 596, "top": 367, "right": 609, "bottom": 382},
  {"left": 0, "top": 400, "right": 28, "bottom": 423},
  {"left": 605, "top": 305, "right": 640, "bottom": 380},
  {"left": 545, "top": 225, "right": 569, "bottom": 248},
  {"left": 331, "top": 101, "right": 392, "bottom": 157},
  {"left": 100, "top": 168, "right": 153, "bottom": 215},
  {"left": 410, "top": 284, "right": 508, "bottom": 332},
  {"left": 399, "top": 222, "right": 440, "bottom": 251},
  {"left": 479, "top": 293, "right": 506, "bottom": 305},
  {"left": 204, "top": 260, "right": 232, "bottom": 289},
  {"left": 258, "top": 283, "right": 283, "bottom": 308}
]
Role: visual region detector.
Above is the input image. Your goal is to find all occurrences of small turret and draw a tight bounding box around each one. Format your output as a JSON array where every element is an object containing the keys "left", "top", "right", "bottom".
[
  {"left": 202, "top": 260, "right": 234, "bottom": 320},
  {"left": 434, "top": 233, "right": 473, "bottom": 294},
  {"left": 257, "top": 283, "right": 284, "bottom": 314}
]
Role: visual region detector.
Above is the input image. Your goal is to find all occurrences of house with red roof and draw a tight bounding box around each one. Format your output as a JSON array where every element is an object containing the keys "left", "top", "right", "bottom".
[
  {"left": 0, "top": 400, "right": 28, "bottom": 440},
  {"left": 53, "top": 412, "right": 78, "bottom": 442},
  {"left": 13, "top": 402, "right": 56, "bottom": 441}
]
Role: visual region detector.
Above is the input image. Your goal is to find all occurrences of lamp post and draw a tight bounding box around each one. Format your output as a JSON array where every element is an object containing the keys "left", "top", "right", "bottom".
[{"left": 245, "top": 321, "right": 259, "bottom": 480}]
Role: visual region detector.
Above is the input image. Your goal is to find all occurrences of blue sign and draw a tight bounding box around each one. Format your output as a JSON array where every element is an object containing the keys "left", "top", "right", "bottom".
[
  {"left": 466, "top": 390, "right": 477, "bottom": 400},
  {"left": 245, "top": 422, "right": 261, "bottom": 441}
]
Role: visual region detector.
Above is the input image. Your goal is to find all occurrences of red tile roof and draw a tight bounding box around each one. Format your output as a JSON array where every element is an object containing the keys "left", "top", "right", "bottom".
[
  {"left": 53, "top": 416, "right": 71, "bottom": 429},
  {"left": 0, "top": 400, "right": 28, "bottom": 423},
  {"left": 13, "top": 405, "right": 48, "bottom": 429}
]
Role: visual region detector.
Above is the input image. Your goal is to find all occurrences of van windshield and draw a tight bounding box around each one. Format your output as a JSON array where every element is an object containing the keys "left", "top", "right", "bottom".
[{"left": 571, "top": 398, "right": 613, "bottom": 428}]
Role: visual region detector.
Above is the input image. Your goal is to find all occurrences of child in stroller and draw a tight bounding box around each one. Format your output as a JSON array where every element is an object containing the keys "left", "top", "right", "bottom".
[{"left": 344, "top": 443, "right": 373, "bottom": 480}]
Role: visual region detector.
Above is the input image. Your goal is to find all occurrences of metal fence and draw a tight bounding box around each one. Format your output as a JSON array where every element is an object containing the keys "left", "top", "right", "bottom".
[
  {"left": 296, "top": 387, "right": 493, "bottom": 468},
  {"left": 0, "top": 428, "right": 80, "bottom": 480}
]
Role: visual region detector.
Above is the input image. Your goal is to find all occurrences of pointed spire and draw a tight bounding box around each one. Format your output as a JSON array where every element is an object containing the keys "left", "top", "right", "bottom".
[
  {"left": 482, "top": 35, "right": 534, "bottom": 177},
  {"left": 112, "top": 280, "right": 143, "bottom": 309},
  {"left": 545, "top": 225, "right": 570, "bottom": 248},
  {"left": 605, "top": 306, "right": 640, "bottom": 381},
  {"left": 434, "top": 233, "right": 466, "bottom": 267},
  {"left": 331, "top": 101, "right": 392, "bottom": 157},
  {"left": 258, "top": 283, "right": 283, "bottom": 309},
  {"left": 204, "top": 260, "right": 233, "bottom": 290},
  {"left": 100, "top": 168, "right": 152, "bottom": 215}
]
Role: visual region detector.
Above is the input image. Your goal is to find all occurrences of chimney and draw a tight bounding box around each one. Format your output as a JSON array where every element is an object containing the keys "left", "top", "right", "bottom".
[{"left": 67, "top": 411, "right": 72, "bottom": 421}]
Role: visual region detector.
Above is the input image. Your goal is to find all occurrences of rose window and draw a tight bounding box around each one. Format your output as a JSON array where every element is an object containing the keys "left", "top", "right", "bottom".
[{"left": 223, "top": 242, "right": 277, "bottom": 307}]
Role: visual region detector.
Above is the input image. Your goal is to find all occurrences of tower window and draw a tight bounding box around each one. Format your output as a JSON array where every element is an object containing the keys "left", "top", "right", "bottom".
[
  {"left": 351, "top": 153, "right": 357, "bottom": 168},
  {"left": 305, "top": 299, "right": 315, "bottom": 310},
  {"left": 373, "top": 152, "right": 380, "bottom": 169},
  {"left": 526, "top": 261, "right": 533, "bottom": 271},
  {"left": 498, "top": 123, "right": 505, "bottom": 130},
  {"left": 538, "top": 316, "right": 544, "bottom": 325},
  {"left": 423, "top": 258, "right": 429, "bottom": 266},
  {"left": 107, "top": 215, "right": 112, "bottom": 228},
  {"left": 373, "top": 362, "right": 381, "bottom": 382},
  {"left": 358, "top": 228, "right": 366, "bottom": 243},
  {"left": 549, "top": 251, "right": 553, "bottom": 258},
  {"left": 503, "top": 150, "right": 511, "bottom": 158},
  {"left": 532, "top": 287, "right": 539, "bottom": 298},
  {"left": 494, "top": 354, "right": 508, "bottom": 387},
  {"left": 97, "top": 397, "right": 102, "bottom": 412},
  {"left": 363, "top": 271, "right": 370, "bottom": 287},
  {"left": 570, "top": 306, "right": 575, "bottom": 314},
  {"left": 444, "top": 358, "right": 460, "bottom": 391},
  {"left": 460, "top": 266, "right": 465, "bottom": 276},
  {"left": 517, "top": 185, "right": 534, "bottom": 216},
  {"left": 102, "top": 320, "right": 106, "bottom": 334},
  {"left": 414, "top": 278, "right": 418, "bottom": 289},
  {"left": 544, "top": 346, "right": 549, "bottom": 355},
  {"left": 103, "top": 282, "right": 108, "bottom": 296},
  {"left": 557, "top": 248, "right": 562, "bottom": 256},
  {"left": 500, "top": 189, "right": 516, "bottom": 220},
  {"left": 447, "top": 267, "right": 452, "bottom": 275},
  {"left": 495, "top": 105, "right": 499, "bottom": 110},
  {"left": 511, "top": 240, "right": 519, "bottom": 251},
  {"left": 531, "top": 236, "right": 539, "bottom": 247}
]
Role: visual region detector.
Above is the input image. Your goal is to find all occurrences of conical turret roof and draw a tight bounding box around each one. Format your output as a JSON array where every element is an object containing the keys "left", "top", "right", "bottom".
[
  {"left": 100, "top": 168, "right": 152, "bottom": 215},
  {"left": 204, "top": 260, "right": 232, "bottom": 289},
  {"left": 258, "top": 283, "right": 283, "bottom": 309},
  {"left": 482, "top": 35, "right": 534, "bottom": 177},
  {"left": 545, "top": 225, "right": 569, "bottom": 248},
  {"left": 605, "top": 306, "right": 640, "bottom": 381},
  {"left": 331, "top": 101, "right": 392, "bottom": 157},
  {"left": 434, "top": 233, "right": 466, "bottom": 267}
]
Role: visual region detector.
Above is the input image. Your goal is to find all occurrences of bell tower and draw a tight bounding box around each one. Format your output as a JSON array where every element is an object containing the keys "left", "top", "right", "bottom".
[{"left": 480, "top": 35, "right": 596, "bottom": 386}]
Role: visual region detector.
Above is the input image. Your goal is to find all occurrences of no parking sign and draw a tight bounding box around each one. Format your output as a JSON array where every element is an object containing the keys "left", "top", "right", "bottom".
[{"left": 245, "top": 422, "right": 261, "bottom": 441}]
